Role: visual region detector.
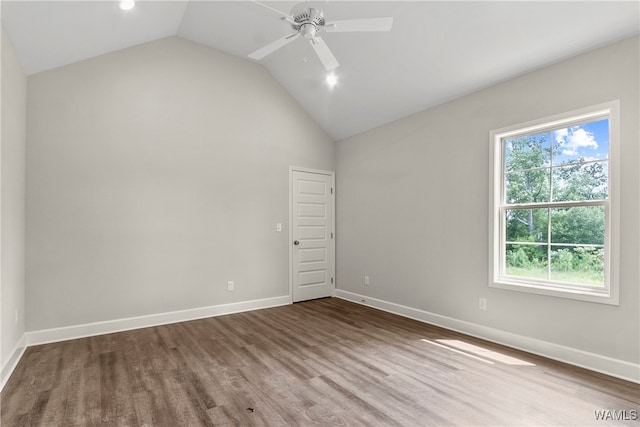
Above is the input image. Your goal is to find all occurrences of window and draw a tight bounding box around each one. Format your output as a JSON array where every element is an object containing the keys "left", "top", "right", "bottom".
[{"left": 489, "top": 101, "right": 619, "bottom": 304}]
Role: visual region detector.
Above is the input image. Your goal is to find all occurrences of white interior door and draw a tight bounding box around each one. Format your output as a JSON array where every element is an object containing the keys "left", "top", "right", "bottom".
[{"left": 290, "top": 168, "right": 335, "bottom": 302}]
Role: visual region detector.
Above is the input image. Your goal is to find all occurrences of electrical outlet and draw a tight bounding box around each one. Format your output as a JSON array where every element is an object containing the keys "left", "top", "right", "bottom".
[
  {"left": 479, "top": 298, "right": 487, "bottom": 310},
  {"left": 227, "top": 281, "right": 234, "bottom": 291},
  {"left": 364, "top": 275, "right": 370, "bottom": 286}
]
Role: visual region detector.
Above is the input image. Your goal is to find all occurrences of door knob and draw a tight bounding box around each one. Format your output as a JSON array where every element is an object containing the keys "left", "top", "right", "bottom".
[{"left": 293, "top": 240, "right": 300, "bottom": 245}]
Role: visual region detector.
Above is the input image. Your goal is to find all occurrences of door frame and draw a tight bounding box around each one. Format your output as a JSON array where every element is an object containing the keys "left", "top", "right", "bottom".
[{"left": 289, "top": 166, "right": 336, "bottom": 303}]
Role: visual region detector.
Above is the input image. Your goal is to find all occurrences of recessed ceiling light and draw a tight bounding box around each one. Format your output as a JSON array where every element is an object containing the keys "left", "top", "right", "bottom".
[
  {"left": 119, "top": 0, "right": 135, "bottom": 11},
  {"left": 326, "top": 73, "right": 338, "bottom": 88}
]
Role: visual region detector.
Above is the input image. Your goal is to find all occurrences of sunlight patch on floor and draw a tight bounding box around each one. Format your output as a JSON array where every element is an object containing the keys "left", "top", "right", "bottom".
[
  {"left": 421, "top": 339, "right": 536, "bottom": 366},
  {"left": 421, "top": 339, "right": 494, "bottom": 364}
]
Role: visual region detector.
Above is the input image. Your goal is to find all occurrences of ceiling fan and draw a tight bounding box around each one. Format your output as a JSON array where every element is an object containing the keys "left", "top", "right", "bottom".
[{"left": 248, "top": 1, "right": 393, "bottom": 71}]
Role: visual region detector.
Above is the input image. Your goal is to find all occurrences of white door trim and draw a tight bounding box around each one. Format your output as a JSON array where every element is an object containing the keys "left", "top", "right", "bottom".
[{"left": 289, "top": 166, "right": 336, "bottom": 303}]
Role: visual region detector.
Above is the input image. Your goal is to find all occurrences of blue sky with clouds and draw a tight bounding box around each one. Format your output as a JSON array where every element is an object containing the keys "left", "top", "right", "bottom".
[
  {"left": 504, "top": 118, "right": 609, "bottom": 170},
  {"left": 552, "top": 118, "right": 608, "bottom": 165}
]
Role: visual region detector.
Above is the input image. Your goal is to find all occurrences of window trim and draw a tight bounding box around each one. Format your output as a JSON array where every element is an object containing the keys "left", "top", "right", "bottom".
[{"left": 489, "top": 101, "right": 620, "bottom": 305}]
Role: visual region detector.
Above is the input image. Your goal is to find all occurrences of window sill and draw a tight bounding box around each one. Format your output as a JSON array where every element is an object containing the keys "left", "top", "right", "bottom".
[{"left": 490, "top": 278, "right": 618, "bottom": 306}]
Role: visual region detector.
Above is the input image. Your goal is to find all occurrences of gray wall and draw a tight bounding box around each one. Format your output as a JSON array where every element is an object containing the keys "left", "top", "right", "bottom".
[
  {"left": 1, "top": 30, "right": 27, "bottom": 369},
  {"left": 26, "top": 36, "right": 335, "bottom": 331},
  {"left": 336, "top": 36, "right": 639, "bottom": 364}
]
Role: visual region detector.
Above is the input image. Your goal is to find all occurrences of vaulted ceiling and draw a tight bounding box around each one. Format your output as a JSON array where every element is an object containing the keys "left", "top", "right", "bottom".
[{"left": 2, "top": 1, "right": 638, "bottom": 141}]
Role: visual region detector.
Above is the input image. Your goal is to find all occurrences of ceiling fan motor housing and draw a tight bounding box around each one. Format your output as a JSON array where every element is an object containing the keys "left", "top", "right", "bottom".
[{"left": 291, "top": 8, "right": 325, "bottom": 39}]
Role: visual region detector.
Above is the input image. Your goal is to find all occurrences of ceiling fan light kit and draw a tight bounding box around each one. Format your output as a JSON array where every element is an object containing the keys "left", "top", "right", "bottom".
[
  {"left": 326, "top": 72, "right": 338, "bottom": 88},
  {"left": 118, "top": 0, "right": 135, "bottom": 11},
  {"left": 249, "top": 1, "right": 393, "bottom": 72}
]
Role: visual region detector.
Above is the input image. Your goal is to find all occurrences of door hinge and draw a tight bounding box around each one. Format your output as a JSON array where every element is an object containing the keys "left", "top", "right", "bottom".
[
  {"left": 331, "top": 277, "right": 334, "bottom": 284},
  {"left": 331, "top": 232, "right": 333, "bottom": 239},
  {"left": 331, "top": 187, "right": 333, "bottom": 194}
]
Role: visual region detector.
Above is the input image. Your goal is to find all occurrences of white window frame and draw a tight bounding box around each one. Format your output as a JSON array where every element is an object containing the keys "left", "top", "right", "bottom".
[{"left": 489, "top": 101, "right": 620, "bottom": 305}]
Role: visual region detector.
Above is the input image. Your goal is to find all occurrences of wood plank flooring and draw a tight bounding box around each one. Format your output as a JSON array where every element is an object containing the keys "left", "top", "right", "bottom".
[{"left": 1, "top": 298, "right": 638, "bottom": 426}]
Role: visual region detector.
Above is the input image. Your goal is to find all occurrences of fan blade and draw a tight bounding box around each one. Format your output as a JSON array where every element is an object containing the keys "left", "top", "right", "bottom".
[
  {"left": 325, "top": 17, "right": 393, "bottom": 32},
  {"left": 251, "top": 0, "right": 297, "bottom": 25},
  {"left": 309, "top": 36, "right": 339, "bottom": 71},
  {"left": 248, "top": 33, "right": 300, "bottom": 60}
]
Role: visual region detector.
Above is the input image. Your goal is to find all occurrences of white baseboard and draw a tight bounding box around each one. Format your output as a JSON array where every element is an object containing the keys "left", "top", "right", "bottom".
[
  {"left": 25, "top": 295, "right": 291, "bottom": 347},
  {"left": 1, "top": 334, "right": 26, "bottom": 391},
  {"left": 336, "top": 289, "right": 640, "bottom": 384}
]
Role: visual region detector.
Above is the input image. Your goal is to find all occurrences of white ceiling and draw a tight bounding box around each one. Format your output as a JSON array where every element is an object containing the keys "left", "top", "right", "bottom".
[{"left": 2, "top": 1, "right": 639, "bottom": 141}]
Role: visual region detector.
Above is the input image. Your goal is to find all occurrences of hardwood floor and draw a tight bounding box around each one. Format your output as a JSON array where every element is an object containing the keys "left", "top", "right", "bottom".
[{"left": 1, "top": 298, "right": 638, "bottom": 426}]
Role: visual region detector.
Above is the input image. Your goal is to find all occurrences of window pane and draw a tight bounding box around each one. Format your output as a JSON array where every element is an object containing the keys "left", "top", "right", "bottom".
[
  {"left": 505, "top": 244, "right": 547, "bottom": 279},
  {"left": 505, "top": 169, "right": 550, "bottom": 204},
  {"left": 550, "top": 246, "right": 605, "bottom": 287},
  {"left": 505, "top": 208, "right": 548, "bottom": 243},
  {"left": 504, "top": 133, "right": 550, "bottom": 171},
  {"left": 552, "top": 161, "right": 608, "bottom": 202},
  {"left": 552, "top": 118, "right": 609, "bottom": 165},
  {"left": 550, "top": 206, "right": 605, "bottom": 245}
]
